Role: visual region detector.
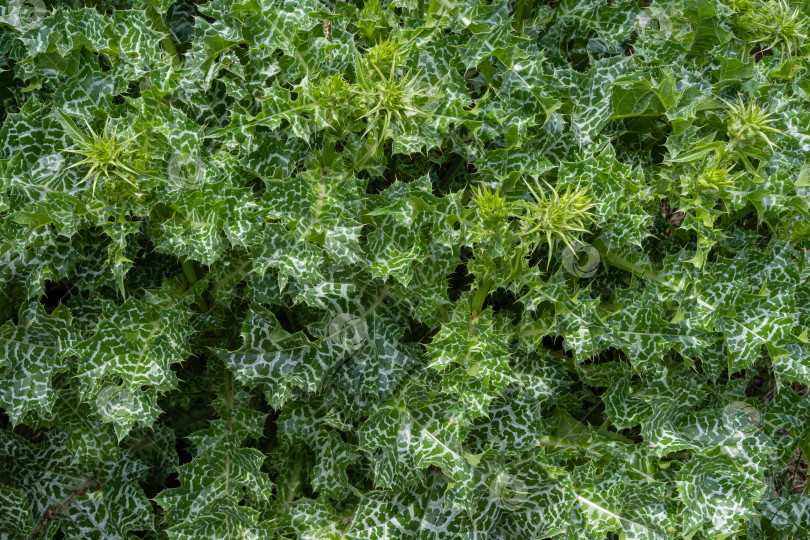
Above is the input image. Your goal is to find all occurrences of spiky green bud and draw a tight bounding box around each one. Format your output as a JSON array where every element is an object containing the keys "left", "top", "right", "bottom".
[
  {"left": 697, "top": 165, "right": 738, "bottom": 192},
  {"left": 62, "top": 117, "right": 141, "bottom": 195},
  {"left": 366, "top": 37, "right": 403, "bottom": 74},
  {"left": 518, "top": 179, "right": 597, "bottom": 258},
  {"left": 473, "top": 185, "right": 508, "bottom": 224},
  {"left": 723, "top": 97, "right": 782, "bottom": 150},
  {"left": 739, "top": 0, "right": 808, "bottom": 57}
]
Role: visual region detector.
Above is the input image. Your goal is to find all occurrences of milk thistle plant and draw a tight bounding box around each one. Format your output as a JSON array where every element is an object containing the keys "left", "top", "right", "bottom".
[{"left": 0, "top": 1, "right": 809, "bottom": 539}]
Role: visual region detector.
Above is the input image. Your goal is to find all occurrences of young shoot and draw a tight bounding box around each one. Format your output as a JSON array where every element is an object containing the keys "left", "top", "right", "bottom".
[
  {"left": 352, "top": 53, "right": 433, "bottom": 143},
  {"left": 696, "top": 164, "right": 745, "bottom": 192},
  {"left": 745, "top": 0, "right": 808, "bottom": 58},
  {"left": 62, "top": 117, "right": 142, "bottom": 195},
  {"left": 365, "top": 37, "right": 406, "bottom": 74},
  {"left": 473, "top": 184, "right": 508, "bottom": 225},
  {"left": 722, "top": 96, "right": 783, "bottom": 150},
  {"left": 517, "top": 178, "right": 596, "bottom": 262}
]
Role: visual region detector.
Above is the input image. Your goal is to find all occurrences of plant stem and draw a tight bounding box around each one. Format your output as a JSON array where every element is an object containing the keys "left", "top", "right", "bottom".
[
  {"left": 224, "top": 370, "right": 233, "bottom": 434},
  {"left": 181, "top": 259, "right": 198, "bottom": 285},
  {"left": 181, "top": 259, "right": 210, "bottom": 312},
  {"left": 471, "top": 277, "right": 492, "bottom": 316},
  {"left": 286, "top": 451, "right": 303, "bottom": 505}
]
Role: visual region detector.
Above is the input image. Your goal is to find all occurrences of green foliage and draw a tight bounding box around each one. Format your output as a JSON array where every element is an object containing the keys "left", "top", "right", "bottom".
[{"left": 0, "top": 0, "right": 809, "bottom": 538}]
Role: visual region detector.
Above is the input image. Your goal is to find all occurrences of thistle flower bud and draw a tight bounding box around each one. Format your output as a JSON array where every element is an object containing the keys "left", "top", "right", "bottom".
[
  {"left": 366, "top": 38, "right": 402, "bottom": 74},
  {"left": 473, "top": 185, "right": 508, "bottom": 224},
  {"left": 697, "top": 165, "right": 737, "bottom": 192},
  {"left": 737, "top": 0, "right": 808, "bottom": 58},
  {"left": 518, "top": 179, "right": 597, "bottom": 259},
  {"left": 61, "top": 116, "right": 142, "bottom": 195},
  {"left": 352, "top": 51, "right": 432, "bottom": 141},
  {"left": 723, "top": 97, "right": 782, "bottom": 150}
]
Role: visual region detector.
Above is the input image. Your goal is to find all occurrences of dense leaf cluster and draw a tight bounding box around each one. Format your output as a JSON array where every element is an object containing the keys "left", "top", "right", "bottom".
[{"left": 1, "top": 0, "right": 809, "bottom": 538}]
